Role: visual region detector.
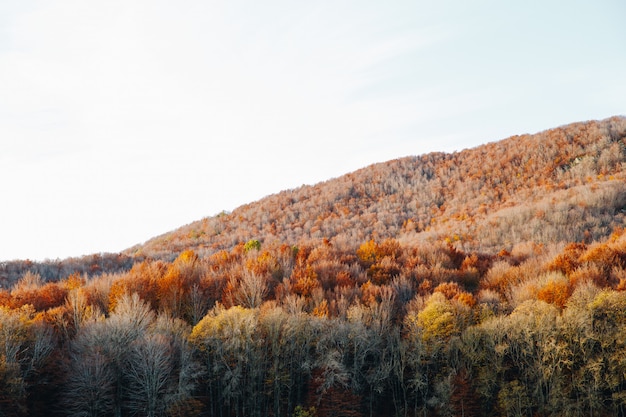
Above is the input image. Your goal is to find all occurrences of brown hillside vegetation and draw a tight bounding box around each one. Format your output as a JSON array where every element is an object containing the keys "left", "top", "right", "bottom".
[
  {"left": 132, "top": 116, "right": 626, "bottom": 259},
  {"left": 3, "top": 116, "right": 626, "bottom": 417}
]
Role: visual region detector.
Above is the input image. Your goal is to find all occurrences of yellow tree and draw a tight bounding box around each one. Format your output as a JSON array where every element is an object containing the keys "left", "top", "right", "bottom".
[
  {"left": 190, "top": 305, "right": 261, "bottom": 416},
  {"left": 416, "top": 293, "right": 458, "bottom": 344}
]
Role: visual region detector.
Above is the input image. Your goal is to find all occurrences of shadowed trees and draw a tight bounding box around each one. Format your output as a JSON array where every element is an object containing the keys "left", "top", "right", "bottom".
[{"left": 63, "top": 294, "right": 197, "bottom": 417}]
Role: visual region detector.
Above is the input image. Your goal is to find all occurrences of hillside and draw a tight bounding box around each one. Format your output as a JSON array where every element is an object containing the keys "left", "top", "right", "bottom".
[
  {"left": 131, "top": 116, "right": 626, "bottom": 259},
  {"left": 4, "top": 116, "right": 626, "bottom": 417}
]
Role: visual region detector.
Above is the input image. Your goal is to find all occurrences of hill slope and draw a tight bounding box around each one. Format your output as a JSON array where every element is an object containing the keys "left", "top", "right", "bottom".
[
  {"left": 4, "top": 116, "right": 626, "bottom": 417},
  {"left": 131, "top": 116, "right": 626, "bottom": 259}
]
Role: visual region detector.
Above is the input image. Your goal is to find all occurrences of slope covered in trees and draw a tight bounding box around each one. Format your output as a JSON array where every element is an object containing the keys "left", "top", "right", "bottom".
[
  {"left": 2, "top": 116, "right": 626, "bottom": 416},
  {"left": 132, "top": 116, "right": 626, "bottom": 259}
]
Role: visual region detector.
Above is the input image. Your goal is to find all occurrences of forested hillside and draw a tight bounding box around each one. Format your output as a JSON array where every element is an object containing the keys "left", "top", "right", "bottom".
[
  {"left": 2, "top": 116, "right": 626, "bottom": 417},
  {"left": 132, "top": 116, "right": 626, "bottom": 259}
]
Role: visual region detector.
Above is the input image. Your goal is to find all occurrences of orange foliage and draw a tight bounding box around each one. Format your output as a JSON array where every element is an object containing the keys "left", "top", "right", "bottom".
[
  {"left": 418, "top": 279, "right": 433, "bottom": 296},
  {"left": 35, "top": 283, "right": 68, "bottom": 311},
  {"left": 0, "top": 289, "right": 10, "bottom": 306},
  {"left": 209, "top": 250, "right": 235, "bottom": 269},
  {"left": 454, "top": 291, "right": 476, "bottom": 307},
  {"left": 127, "top": 117, "right": 626, "bottom": 261},
  {"left": 312, "top": 299, "right": 329, "bottom": 318},
  {"left": 537, "top": 279, "right": 571, "bottom": 308},
  {"left": 356, "top": 239, "right": 402, "bottom": 285},
  {"left": 569, "top": 264, "right": 609, "bottom": 289},
  {"left": 291, "top": 265, "right": 320, "bottom": 297},
  {"left": 1, "top": 117, "right": 626, "bottom": 417},
  {"left": 378, "top": 238, "right": 402, "bottom": 259},
  {"left": 106, "top": 260, "right": 169, "bottom": 312},
  {"left": 580, "top": 244, "right": 620, "bottom": 270},
  {"left": 548, "top": 242, "right": 586, "bottom": 275},
  {"left": 461, "top": 254, "right": 480, "bottom": 271},
  {"left": 220, "top": 278, "right": 239, "bottom": 308},
  {"left": 157, "top": 250, "right": 203, "bottom": 318},
  {"left": 367, "top": 257, "right": 400, "bottom": 285},
  {"left": 360, "top": 281, "right": 383, "bottom": 306},
  {"left": 10, "top": 282, "right": 68, "bottom": 311},
  {"left": 245, "top": 250, "right": 280, "bottom": 280},
  {"left": 335, "top": 271, "right": 354, "bottom": 288},
  {"left": 481, "top": 262, "right": 528, "bottom": 296},
  {"left": 434, "top": 282, "right": 462, "bottom": 299},
  {"left": 108, "top": 277, "right": 130, "bottom": 312},
  {"left": 158, "top": 267, "right": 187, "bottom": 311}
]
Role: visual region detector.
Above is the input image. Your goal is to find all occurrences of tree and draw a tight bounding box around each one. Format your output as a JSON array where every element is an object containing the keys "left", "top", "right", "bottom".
[
  {"left": 257, "top": 304, "right": 293, "bottom": 417},
  {"left": 125, "top": 333, "right": 174, "bottom": 417},
  {"left": 64, "top": 293, "right": 155, "bottom": 417},
  {"left": 347, "top": 292, "right": 396, "bottom": 417},
  {"left": 224, "top": 271, "right": 268, "bottom": 309},
  {"left": 356, "top": 239, "right": 402, "bottom": 285},
  {"left": 158, "top": 251, "right": 204, "bottom": 321},
  {"left": 150, "top": 314, "right": 201, "bottom": 416},
  {"left": 417, "top": 293, "right": 458, "bottom": 344},
  {"left": 0, "top": 305, "right": 54, "bottom": 417},
  {"left": 63, "top": 348, "right": 115, "bottom": 417},
  {"left": 244, "top": 239, "right": 261, "bottom": 253},
  {"left": 290, "top": 265, "right": 320, "bottom": 298},
  {"left": 586, "top": 290, "right": 626, "bottom": 415},
  {"left": 190, "top": 304, "right": 261, "bottom": 417},
  {"left": 450, "top": 369, "right": 481, "bottom": 417}
]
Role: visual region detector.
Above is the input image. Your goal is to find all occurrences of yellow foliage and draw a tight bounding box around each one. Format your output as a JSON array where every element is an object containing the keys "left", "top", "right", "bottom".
[
  {"left": 312, "top": 299, "right": 329, "bottom": 318},
  {"left": 417, "top": 292, "right": 457, "bottom": 342},
  {"left": 357, "top": 239, "right": 401, "bottom": 266},
  {"left": 177, "top": 250, "right": 198, "bottom": 265},
  {"left": 64, "top": 272, "right": 84, "bottom": 291},
  {"left": 590, "top": 290, "right": 626, "bottom": 326},
  {"left": 190, "top": 304, "right": 257, "bottom": 348},
  {"left": 245, "top": 250, "right": 278, "bottom": 275},
  {"left": 357, "top": 240, "right": 378, "bottom": 265}
]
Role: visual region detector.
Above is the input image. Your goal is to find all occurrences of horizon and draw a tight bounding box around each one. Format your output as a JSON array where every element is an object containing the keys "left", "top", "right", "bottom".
[{"left": 2, "top": 1, "right": 625, "bottom": 261}]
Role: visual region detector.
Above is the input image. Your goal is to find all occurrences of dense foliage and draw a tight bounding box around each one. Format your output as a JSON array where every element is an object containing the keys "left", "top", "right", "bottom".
[
  {"left": 2, "top": 116, "right": 626, "bottom": 416},
  {"left": 3, "top": 233, "right": 626, "bottom": 416}
]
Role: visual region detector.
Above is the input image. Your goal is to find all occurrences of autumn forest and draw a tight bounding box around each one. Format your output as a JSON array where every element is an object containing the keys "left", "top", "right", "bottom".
[{"left": 2, "top": 116, "right": 626, "bottom": 417}]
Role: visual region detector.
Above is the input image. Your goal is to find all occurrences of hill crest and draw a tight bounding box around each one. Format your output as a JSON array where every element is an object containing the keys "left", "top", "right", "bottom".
[{"left": 129, "top": 116, "right": 626, "bottom": 259}]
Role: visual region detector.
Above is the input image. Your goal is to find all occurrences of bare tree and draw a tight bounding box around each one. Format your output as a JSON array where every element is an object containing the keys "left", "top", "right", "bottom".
[
  {"left": 0, "top": 306, "right": 55, "bottom": 416},
  {"left": 63, "top": 348, "right": 115, "bottom": 417},
  {"left": 188, "top": 283, "right": 209, "bottom": 326},
  {"left": 125, "top": 333, "right": 173, "bottom": 417},
  {"left": 230, "top": 271, "right": 268, "bottom": 309},
  {"left": 63, "top": 293, "right": 155, "bottom": 417}
]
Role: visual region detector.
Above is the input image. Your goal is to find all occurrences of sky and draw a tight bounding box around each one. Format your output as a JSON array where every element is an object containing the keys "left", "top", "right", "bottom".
[{"left": 1, "top": 0, "right": 625, "bottom": 261}]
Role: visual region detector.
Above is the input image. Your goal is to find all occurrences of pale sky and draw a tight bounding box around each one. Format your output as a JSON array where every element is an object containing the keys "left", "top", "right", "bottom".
[{"left": 1, "top": 1, "right": 625, "bottom": 261}]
